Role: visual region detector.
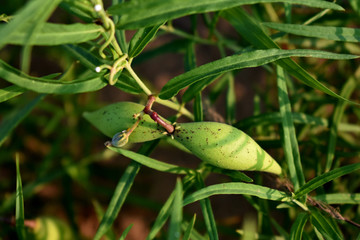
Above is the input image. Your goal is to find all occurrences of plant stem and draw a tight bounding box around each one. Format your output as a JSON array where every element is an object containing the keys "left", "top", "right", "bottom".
[{"left": 125, "top": 63, "right": 152, "bottom": 96}]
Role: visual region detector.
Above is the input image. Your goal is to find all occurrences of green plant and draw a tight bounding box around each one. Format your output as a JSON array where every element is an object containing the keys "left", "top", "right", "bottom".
[{"left": 1, "top": 0, "right": 360, "bottom": 239}]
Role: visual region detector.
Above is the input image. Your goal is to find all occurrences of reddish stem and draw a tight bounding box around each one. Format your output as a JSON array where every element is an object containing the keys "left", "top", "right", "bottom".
[{"left": 143, "top": 95, "right": 174, "bottom": 133}]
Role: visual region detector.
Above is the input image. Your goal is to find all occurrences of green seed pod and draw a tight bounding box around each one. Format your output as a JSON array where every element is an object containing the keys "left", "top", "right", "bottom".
[
  {"left": 83, "top": 102, "right": 168, "bottom": 143},
  {"left": 173, "top": 122, "right": 281, "bottom": 175},
  {"left": 32, "top": 217, "right": 74, "bottom": 240}
]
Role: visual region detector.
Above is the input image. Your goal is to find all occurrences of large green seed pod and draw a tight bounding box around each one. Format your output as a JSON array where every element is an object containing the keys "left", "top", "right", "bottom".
[
  {"left": 83, "top": 102, "right": 167, "bottom": 143},
  {"left": 173, "top": 122, "right": 281, "bottom": 175}
]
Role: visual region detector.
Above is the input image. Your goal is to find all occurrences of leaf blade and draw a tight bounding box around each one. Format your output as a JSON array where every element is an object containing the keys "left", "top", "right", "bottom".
[
  {"left": 108, "top": 0, "right": 343, "bottom": 29},
  {"left": 159, "top": 49, "right": 357, "bottom": 99},
  {"left": 263, "top": 22, "right": 360, "bottom": 43},
  {"left": 183, "top": 182, "right": 291, "bottom": 206},
  {"left": 294, "top": 163, "right": 360, "bottom": 199}
]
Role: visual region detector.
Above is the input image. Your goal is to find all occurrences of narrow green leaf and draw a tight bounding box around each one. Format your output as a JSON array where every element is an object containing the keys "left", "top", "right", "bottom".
[
  {"left": 168, "top": 179, "right": 183, "bottom": 240},
  {"left": 63, "top": 44, "right": 104, "bottom": 70},
  {"left": 290, "top": 213, "right": 309, "bottom": 240},
  {"left": 159, "top": 48, "right": 357, "bottom": 99},
  {"left": 0, "top": 0, "right": 62, "bottom": 50},
  {"left": 312, "top": 193, "right": 360, "bottom": 205},
  {"left": 294, "top": 163, "right": 360, "bottom": 199},
  {"left": 0, "top": 95, "right": 43, "bottom": 146},
  {"left": 129, "top": 23, "right": 163, "bottom": 58},
  {"left": 113, "top": 0, "right": 128, "bottom": 53},
  {"left": 147, "top": 192, "right": 175, "bottom": 240},
  {"left": 0, "top": 60, "right": 107, "bottom": 94},
  {"left": 181, "top": 220, "right": 206, "bottom": 240},
  {"left": 94, "top": 141, "right": 160, "bottom": 240},
  {"left": 118, "top": 224, "right": 133, "bottom": 240},
  {"left": 108, "top": 0, "right": 343, "bottom": 29},
  {"left": 310, "top": 208, "right": 343, "bottom": 240},
  {"left": 325, "top": 77, "right": 357, "bottom": 172},
  {"left": 107, "top": 147, "right": 189, "bottom": 174},
  {"left": 221, "top": 7, "right": 359, "bottom": 105},
  {"left": 235, "top": 111, "right": 360, "bottom": 133},
  {"left": 0, "top": 85, "right": 25, "bottom": 103},
  {"left": 59, "top": 1, "right": 95, "bottom": 23},
  {"left": 350, "top": 0, "right": 360, "bottom": 16},
  {"left": 114, "top": 71, "right": 144, "bottom": 94},
  {"left": 226, "top": 74, "right": 236, "bottom": 124},
  {"left": 182, "top": 75, "right": 220, "bottom": 103},
  {"left": 15, "top": 155, "right": 26, "bottom": 240},
  {"left": 196, "top": 175, "right": 219, "bottom": 240},
  {"left": 183, "top": 215, "right": 196, "bottom": 240},
  {"left": 183, "top": 182, "right": 291, "bottom": 206},
  {"left": 194, "top": 93, "right": 204, "bottom": 122},
  {"left": 277, "top": 66, "right": 304, "bottom": 190},
  {"left": 263, "top": 23, "right": 360, "bottom": 43},
  {"left": 94, "top": 161, "right": 140, "bottom": 240},
  {"left": 1, "top": 23, "right": 103, "bottom": 46}
]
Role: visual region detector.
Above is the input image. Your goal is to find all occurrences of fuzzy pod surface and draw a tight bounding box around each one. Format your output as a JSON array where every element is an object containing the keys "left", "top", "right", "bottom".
[
  {"left": 83, "top": 102, "right": 167, "bottom": 143},
  {"left": 174, "top": 122, "right": 282, "bottom": 175}
]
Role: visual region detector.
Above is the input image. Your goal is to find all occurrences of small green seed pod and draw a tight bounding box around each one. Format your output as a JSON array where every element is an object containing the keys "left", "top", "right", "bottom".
[
  {"left": 173, "top": 122, "right": 281, "bottom": 175},
  {"left": 83, "top": 102, "right": 169, "bottom": 143},
  {"left": 32, "top": 217, "right": 74, "bottom": 240}
]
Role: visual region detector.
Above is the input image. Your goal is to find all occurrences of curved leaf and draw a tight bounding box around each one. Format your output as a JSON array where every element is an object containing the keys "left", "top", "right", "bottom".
[
  {"left": 107, "top": 147, "right": 189, "bottom": 174},
  {"left": 0, "top": 0, "right": 62, "bottom": 49},
  {"left": 0, "top": 59, "right": 107, "bottom": 94},
  {"left": 108, "top": 0, "right": 343, "bottom": 29},
  {"left": 221, "top": 7, "right": 359, "bottom": 105},
  {"left": 290, "top": 213, "right": 309, "bottom": 240},
  {"left": 294, "top": 163, "right": 360, "bottom": 199},
  {"left": 183, "top": 182, "right": 291, "bottom": 206},
  {"left": 128, "top": 23, "right": 163, "bottom": 58},
  {"left": 263, "top": 22, "right": 360, "bottom": 43},
  {"left": 159, "top": 49, "right": 358, "bottom": 99},
  {"left": 1, "top": 23, "right": 103, "bottom": 46},
  {"left": 313, "top": 193, "right": 360, "bottom": 205}
]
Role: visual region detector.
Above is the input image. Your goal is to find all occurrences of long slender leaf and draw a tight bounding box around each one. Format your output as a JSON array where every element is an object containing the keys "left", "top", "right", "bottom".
[
  {"left": 235, "top": 112, "right": 360, "bottom": 133},
  {"left": 159, "top": 49, "right": 357, "bottom": 99},
  {"left": 183, "top": 182, "right": 291, "bottom": 206},
  {"left": 312, "top": 193, "right": 360, "bottom": 205},
  {"left": 94, "top": 161, "right": 141, "bottom": 240},
  {"left": 294, "top": 163, "right": 360, "bottom": 199},
  {"left": 183, "top": 215, "right": 196, "bottom": 240},
  {"left": 290, "top": 212, "right": 309, "bottom": 240},
  {"left": 108, "top": 0, "right": 343, "bottom": 29},
  {"left": 310, "top": 208, "right": 343, "bottom": 240},
  {"left": 168, "top": 179, "right": 183, "bottom": 240},
  {"left": 147, "top": 192, "right": 175, "bottom": 240},
  {"left": 15, "top": 155, "right": 26, "bottom": 240},
  {"left": 325, "top": 77, "right": 357, "bottom": 172},
  {"left": 0, "top": 95, "right": 43, "bottom": 146},
  {"left": 0, "top": 85, "right": 25, "bottom": 103},
  {"left": 94, "top": 141, "right": 159, "bottom": 240},
  {"left": 0, "top": 0, "right": 62, "bottom": 49},
  {"left": 196, "top": 175, "right": 218, "bottom": 240},
  {"left": 107, "top": 146, "right": 189, "bottom": 174},
  {"left": 182, "top": 75, "right": 220, "bottom": 103},
  {"left": 118, "top": 224, "right": 133, "bottom": 240},
  {"left": 221, "top": 7, "right": 359, "bottom": 105},
  {"left": 1, "top": 23, "right": 103, "bottom": 46},
  {"left": 128, "top": 23, "right": 163, "bottom": 58},
  {"left": 63, "top": 44, "right": 104, "bottom": 70},
  {"left": 263, "top": 23, "right": 360, "bottom": 43},
  {"left": 277, "top": 66, "right": 304, "bottom": 190},
  {"left": 0, "top": 60, "right": 107, "bottom": 94}
]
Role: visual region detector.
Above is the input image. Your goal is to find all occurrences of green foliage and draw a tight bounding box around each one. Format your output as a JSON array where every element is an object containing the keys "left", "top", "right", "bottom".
[{"left": 0, "top": 0, "right": 359, "bottom": 239}]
